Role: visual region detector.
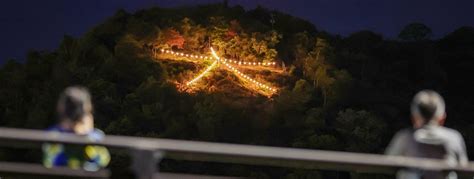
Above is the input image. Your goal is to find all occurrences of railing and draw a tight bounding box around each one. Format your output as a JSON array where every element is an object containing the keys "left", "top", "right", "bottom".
[{"left": 0, "top": 127, "right": 473, "bottom": 179}]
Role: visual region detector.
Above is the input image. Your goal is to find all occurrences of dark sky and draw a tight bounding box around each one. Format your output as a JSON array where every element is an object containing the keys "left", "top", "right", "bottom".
[{"left": 1, "top": 0, "right": 473, "bottom": 64}]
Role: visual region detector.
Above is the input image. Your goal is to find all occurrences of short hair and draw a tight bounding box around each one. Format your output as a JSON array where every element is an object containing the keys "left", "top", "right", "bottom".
[
  {"left": 57, "top": 86, "right": 93, "bottom": 122},
  {"left": 411, "top": 90, "right": 445, "bottom": 123}
]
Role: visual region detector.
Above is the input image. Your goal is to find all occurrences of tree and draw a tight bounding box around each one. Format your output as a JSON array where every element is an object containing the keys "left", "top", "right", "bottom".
[
  {"left": 226, "top": 20, "right": 241, "bottom": 38},
  {"left": 335, "top": 109, "right": 387, "bottom": 152},
  {"left": 399, "top": 23, "right": 432, "bottom": 41},
  {"left": 303, "top": 38, "right": 336, "bottom": 107},
  {"left": 163, "top": 28, "right": 185, "bottom": 49},
  {"left": 194, "top": 96, "right": 225, "bottom": 141},
  {"left": 304, "top": 38, "right": 329, "bottom": 86},
  {"left": 325, "top": 70, "right": 353, "bottom": 107},
  {"left": 272, "top": 79, "right": 313, "bottom": 122},
  {"left": 180, "top": 18, "right": 207, "bottom": 51}
]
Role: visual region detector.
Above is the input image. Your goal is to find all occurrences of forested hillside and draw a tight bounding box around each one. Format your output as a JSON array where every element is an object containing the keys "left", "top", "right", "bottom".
[{"left": 1, "top": 2, "right": 473, "bottom": 178}]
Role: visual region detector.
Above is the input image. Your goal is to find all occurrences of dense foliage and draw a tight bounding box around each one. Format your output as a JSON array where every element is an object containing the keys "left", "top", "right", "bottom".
[{"left": 1, "top": 3, "right": 473, "bottom": 178}]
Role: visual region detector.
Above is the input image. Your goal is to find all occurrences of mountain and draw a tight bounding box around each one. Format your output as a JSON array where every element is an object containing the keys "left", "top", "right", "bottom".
[{"left": 1, "top": 3, "right": 473, "bottom": 178}]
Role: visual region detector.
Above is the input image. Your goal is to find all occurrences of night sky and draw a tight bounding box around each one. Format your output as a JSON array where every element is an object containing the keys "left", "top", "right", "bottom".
[{"left": 1, "top": 0, "right": 473, "bottom": 64}]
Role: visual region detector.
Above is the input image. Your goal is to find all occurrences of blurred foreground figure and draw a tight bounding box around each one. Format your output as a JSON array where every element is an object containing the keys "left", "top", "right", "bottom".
[
  {"left": 43, "top": 86, "right": 110, "bottom": 171},
  {"left": 386, "top": 90, "right": 468, "bottom": 179}
]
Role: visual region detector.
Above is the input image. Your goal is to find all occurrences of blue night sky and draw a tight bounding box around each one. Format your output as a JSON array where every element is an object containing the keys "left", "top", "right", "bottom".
[{"left": 1, "top": 0, "right": 473, "bottom": 64}]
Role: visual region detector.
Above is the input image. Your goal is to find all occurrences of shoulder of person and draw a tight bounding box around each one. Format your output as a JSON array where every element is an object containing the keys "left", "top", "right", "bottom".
[
  {"left": 394, "top": 128, "right": 415, "bottom": 138},
  {"left": 430, "top": 126, "right": 466, "bottom": 148},
  {"left": 385, "top": 128, "right": 414, "bottom": 155},
  {"left": 390, "top": 128, "right": 415, "bottom": 145},
  {"left": 87, "top": 128, "right": 106, "bottom": 141},
  {"left": 436, "top": 126, "right": 464, "bottom": 138}
]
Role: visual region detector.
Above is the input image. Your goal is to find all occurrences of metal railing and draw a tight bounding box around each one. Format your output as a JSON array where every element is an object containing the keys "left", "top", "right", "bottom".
[{"left": 0, "top": 127, "right": 473, "bottom": 178}]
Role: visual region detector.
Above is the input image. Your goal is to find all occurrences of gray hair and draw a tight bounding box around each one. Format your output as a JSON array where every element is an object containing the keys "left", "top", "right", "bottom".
[{"left": 411, "top": 90, "right": 446, "bottom": 123}]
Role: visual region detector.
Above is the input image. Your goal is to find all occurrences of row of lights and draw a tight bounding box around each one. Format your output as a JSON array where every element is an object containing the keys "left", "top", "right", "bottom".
[
  {"left": 222, "top": 61, "right": 277, "bottom": 92},
  {"left": 159, "top": 49, "right": 276, "bottom": 67},
  {"left": 211, "top": 48, "right": 277, "bottom": 92},
  {"left": 160, "top": 49, "right": 213, "bottom": 60},
  {"left": 157, "top": 48, "right": 217, "bottom": 86},
  {"left": 221, "top": 58, "right": 276, "bottom": 66},
  {"left": 157, "top": 47, "right": 278, "bottom": 93}
]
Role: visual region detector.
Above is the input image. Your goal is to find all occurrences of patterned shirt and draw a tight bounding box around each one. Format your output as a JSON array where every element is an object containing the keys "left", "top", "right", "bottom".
[{"left": 42, "top": 125, "right": 110, "bottom": 171}]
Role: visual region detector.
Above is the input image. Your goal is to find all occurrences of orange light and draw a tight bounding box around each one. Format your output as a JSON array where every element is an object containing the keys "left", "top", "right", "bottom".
[
  {"left": 186, "top": 60, "right": 218, "bottom": 86},
  {"left": 158, "top": 47, "right": 278, "bottom": 94}
]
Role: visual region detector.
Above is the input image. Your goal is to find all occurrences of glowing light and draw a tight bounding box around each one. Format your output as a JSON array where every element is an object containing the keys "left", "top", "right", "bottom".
[
  {"left": 215, "top": 58, "right": 276, "bottom": 67},
  {"left": 186, "top": 60, "right": 218, "bottom": 86},
  {"left": 159, "top": 49, "right": 276, "bottom": 67},
  {"left": 210, "top": 47, "right": 221, "bottom": 61},
  {"left": 159, "top": 47, "right": 278, "bottom": 94},
  {"left": 211, "top": 47, "right": 277, "bottom": 92}
]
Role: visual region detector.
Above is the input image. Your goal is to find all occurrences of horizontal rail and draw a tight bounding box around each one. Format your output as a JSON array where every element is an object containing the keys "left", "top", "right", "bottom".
[
  {"left": 155, "top": 172, "right": 244, "bottom": 179},
  {"left": 0, "top": 162, "right": 109, "bottom": 178},
  {"left": 0, "top": 162, "right": 241, "bottom": 179},
  {"left": 0, "top": 127, "right": 474, "bottom": 175}
]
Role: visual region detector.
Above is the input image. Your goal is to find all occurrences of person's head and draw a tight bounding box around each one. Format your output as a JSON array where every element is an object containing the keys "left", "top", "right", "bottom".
[
  {"left": 56, "top": 86, "right": 94, "bottom": 134},
  {"left": 410, "top": 90, "right": 446, "bottom": 128}
]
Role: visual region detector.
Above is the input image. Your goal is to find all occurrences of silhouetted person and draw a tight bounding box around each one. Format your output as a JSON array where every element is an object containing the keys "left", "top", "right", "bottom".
[
  {"left": 43, "top": 86, "right": 110, "bottom": 171},
  {"left": 386, "top": 90, "right": 468, "bottom": 179}
]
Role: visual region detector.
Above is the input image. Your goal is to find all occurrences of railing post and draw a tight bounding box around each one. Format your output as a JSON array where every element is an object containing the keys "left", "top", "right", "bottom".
[{"left": 130, "top": 149, "right": 163, "bottom": 179}]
